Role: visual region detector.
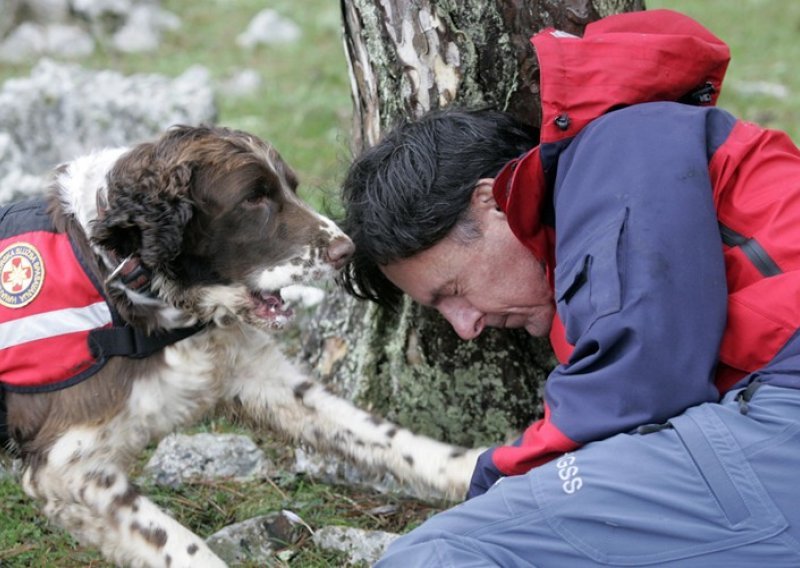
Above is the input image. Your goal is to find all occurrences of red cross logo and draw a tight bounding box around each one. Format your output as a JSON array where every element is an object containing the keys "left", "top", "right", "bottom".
[
  {"left": 0, "top": 242, "right": 44, "bottom": 308},
  {"left": 2, "top": 255, "right": 33, "bottom": 293}
]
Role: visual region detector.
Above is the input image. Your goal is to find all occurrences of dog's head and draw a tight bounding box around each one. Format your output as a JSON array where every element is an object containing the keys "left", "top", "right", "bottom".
[{"left": 89, "top": 125, "right": 353, "bottom": 331}]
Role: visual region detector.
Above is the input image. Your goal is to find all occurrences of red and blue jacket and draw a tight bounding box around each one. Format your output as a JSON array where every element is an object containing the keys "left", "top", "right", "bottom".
[{"left": 469, "top": 10, "right": 800, "bottom": 497}]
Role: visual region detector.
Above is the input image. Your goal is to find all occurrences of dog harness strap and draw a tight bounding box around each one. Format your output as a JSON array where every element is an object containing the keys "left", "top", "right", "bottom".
[{"left": 88, "top": 323, "right": 206, "bottom": 359}]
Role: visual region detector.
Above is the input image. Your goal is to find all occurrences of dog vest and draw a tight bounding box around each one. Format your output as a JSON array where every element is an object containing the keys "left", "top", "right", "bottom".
[{"left": 0, "top": 198, "right": 203, "bottom": 395}]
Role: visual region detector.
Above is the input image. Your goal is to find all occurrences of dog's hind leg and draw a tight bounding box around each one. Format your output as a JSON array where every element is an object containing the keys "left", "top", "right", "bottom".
[
  {"left": 222, "top": 340, "right": 483, "bottom": 500},
  {"left": 22, "top": 427, "right": 227, "bottom": 568}
]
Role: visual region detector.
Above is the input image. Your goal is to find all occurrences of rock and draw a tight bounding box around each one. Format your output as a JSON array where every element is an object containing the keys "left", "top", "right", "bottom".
[
  {"left": 143, "top": 433, "right": 273, "bottom": 488},
  {"left": 0, "top": 133, "right": 41, "bottom": 202},
  {"left": 0, "top": 23, "right": 48, "bottom": 63},
  {"left": 218, "top": 69, "right": 263, "bottom": 99},
  {"left": 313, "top": 526, "right": 400, "bottom": 566},
  {"left": 0, "top": 21, "right": 95, "bottom": 63},
  {"left": 206, "top": 511, "right": 308, "bottom": 566},
  {"left": 24, "top": 0, "right": 71, "bottom": 24},
  {"left": 731, "top": 80, "right": 790, "bottom": 100},
  {"left": 0, "top": 59, "right": 216, "bottom": 202},
  {"left": 236, "top": 9, "right": 301, "bottom": 48},
  {"left": 70, "top": 0, "right": 133, "bottom": 23},
  {"left": 1, "top": 0, "right": 180, "bottom": 57},
  {"left": 111, "top": 4, "right": 181, "bottom": 54}
]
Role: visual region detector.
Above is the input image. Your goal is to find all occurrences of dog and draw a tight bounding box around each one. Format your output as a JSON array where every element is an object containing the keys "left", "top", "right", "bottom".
[{"left": 0, "top": 125, "right": 480, "bottom": 567}]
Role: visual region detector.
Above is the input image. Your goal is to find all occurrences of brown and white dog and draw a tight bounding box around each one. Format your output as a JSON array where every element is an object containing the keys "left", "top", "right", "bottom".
[{"left": 0, "top": 126, "right": 479, "bottom": 567}]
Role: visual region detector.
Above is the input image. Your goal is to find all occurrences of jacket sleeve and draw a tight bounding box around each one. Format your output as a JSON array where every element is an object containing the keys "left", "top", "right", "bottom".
[{"left": 470, "top": 103, "right": 733, "bottom": 498}]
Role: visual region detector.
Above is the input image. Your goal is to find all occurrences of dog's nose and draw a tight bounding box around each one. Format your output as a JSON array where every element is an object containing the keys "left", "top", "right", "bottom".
[{"left": 325, "top": 236, "right": 355, "bottom": 269}]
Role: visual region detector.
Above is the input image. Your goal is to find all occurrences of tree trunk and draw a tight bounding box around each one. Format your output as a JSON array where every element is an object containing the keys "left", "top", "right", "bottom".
[{"left": 301, "top": 0, "right": 644, "bottom": 448}]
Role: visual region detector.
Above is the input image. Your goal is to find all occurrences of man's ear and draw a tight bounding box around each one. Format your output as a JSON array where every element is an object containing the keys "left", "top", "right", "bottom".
[
  {"left": 471, "top": 178, "right": 502, "bottom": 215},
  {"left": 92, "top": 162, "right": 194, "bottom": 269}
]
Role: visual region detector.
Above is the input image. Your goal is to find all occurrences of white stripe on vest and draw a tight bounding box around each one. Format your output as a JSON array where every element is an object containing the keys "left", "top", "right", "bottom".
[{"left": 0, "top": 301, "right": 112, "bottom": 350}]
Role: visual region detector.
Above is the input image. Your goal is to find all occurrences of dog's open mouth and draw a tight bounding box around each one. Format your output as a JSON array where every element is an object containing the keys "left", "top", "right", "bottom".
[{"left": 250, "top": 289, "right": 294, "bottom": 322}]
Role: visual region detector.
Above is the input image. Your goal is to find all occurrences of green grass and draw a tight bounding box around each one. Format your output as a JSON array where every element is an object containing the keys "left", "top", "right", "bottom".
[{"left": 2, "top": 0, "right": 799, "bottom": 565}]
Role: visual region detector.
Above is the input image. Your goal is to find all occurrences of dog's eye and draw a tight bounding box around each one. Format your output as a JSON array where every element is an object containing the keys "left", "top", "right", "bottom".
[{"left": 245, "top": 191, "right": 268, "bottom": 206}]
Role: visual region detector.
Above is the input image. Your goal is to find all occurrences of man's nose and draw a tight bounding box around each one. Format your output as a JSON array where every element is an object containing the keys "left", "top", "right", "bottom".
[{"left": 439, "top": 303, "right": 484, "bottom": 340}]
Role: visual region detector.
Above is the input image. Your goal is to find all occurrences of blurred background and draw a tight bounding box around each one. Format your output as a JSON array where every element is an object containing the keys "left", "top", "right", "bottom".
[{"left": 1, "top": 0, "right": 798, "bottom": 565}]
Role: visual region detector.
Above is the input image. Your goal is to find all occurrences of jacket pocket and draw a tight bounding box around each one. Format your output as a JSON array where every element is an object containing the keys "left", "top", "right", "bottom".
[{"left": 555, "top": 209, "right": 627, "bottom": 345}]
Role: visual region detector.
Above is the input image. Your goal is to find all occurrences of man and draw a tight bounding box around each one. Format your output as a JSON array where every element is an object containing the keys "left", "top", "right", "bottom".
[{"left": 340, "top": 9, "right": 800, "bottom": 567}]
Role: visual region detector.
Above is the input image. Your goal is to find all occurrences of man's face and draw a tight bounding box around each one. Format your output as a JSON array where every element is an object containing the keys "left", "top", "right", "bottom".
[{"left": 380, "top": 181, "right": 555, "bottom": 340}]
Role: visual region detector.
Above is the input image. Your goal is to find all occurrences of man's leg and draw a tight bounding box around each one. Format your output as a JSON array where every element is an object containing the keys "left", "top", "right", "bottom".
[{"left": 377, "top": 384, "right": 800, "bottom": 567}]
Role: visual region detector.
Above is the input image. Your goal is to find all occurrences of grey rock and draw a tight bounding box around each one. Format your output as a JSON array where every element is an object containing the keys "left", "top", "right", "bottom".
[
  {"left": 313, "top": 526, "right": 400, "bottom": 566},
  {"left": 45, "top": 23, "right": 95, "bottom": 58},
  {"left": 24, "top": 0, "right": 71, "bottom": 24},
  {"left": 2, "top": 0, "right": 179, "bottom": 57},
  {"left": 0, "top": 21, "right": 94, "bottom": 63},
  {"left": 111, "top": 4, "right": 181, "bottom": 54},
  {"left": 143, "top": 432, "right": 273, "bottom": 488},
  {"left": 236, "top": 9, "right": 301, "bottom": 48},
  {"left": 206, "top": 511, "right": 308, "bottom": 566},
  {"left": 0, "top": 23, "right": 48, "bottom": 63},
  {"left": 71, "top": 0, "right": 135, "bottom": 24},
  {"left": 0, "top": 59, "right": 215, "bottom": 201},
  {"left": 0, "top": 132, "right": 49, "bottom": 202},
  {"left": 218, "top": 69, "right": 263, "bottom": 99}
]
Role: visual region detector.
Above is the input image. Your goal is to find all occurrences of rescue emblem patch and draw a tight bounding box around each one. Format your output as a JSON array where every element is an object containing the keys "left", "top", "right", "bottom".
[{"left": 0, "top": 242, "right": 45, "bottom": 309}]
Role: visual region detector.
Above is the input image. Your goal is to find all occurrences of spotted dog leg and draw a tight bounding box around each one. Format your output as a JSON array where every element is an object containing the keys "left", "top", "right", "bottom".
[
  {"left": 223, "top": 334, "right": 483, "bottom": 499},
  {"left": 22, "top": 428, "right": 227, "bottom": 568}
]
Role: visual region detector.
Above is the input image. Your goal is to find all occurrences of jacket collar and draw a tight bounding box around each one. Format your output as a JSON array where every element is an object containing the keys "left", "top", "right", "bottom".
[
  {"left": 534, "top": 9, "right": 729, "bottom": 144},
  {"left": 492, "top": 147, "right": 555, "bottom": 280}
]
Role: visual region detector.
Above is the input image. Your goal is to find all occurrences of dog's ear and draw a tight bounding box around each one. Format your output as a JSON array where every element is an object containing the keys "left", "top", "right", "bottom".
[{"left": 92, "top": 159, "right": 194, "bottom": 270}]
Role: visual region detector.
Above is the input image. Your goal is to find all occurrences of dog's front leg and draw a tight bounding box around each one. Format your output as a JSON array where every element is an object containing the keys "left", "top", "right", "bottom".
[
  {"left": 222, "top": 345, "right": 483, "bottom": 499},
  {"left": 22, "top": 427, "right": 227, "bottom": 568}
]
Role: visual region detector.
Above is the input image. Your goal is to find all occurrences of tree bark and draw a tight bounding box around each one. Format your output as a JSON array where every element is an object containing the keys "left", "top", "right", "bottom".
[{"left": 301, "top": 0, "right": 644, "bottom": 448}]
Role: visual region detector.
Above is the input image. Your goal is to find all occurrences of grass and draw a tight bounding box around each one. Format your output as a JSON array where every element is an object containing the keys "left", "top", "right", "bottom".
[{"left": 2, "top": 0, "right": 799, "bottom": 565}]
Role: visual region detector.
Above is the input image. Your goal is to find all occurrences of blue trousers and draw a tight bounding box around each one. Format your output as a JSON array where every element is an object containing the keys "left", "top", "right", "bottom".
[{"left": 377, "top": 384, "right": 800, "bottom": 567}]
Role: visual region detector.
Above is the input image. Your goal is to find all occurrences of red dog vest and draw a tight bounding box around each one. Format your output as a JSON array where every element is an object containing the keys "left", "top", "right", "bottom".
[{"left": 0, "top": 199, "right": 202, "bottom": 394}]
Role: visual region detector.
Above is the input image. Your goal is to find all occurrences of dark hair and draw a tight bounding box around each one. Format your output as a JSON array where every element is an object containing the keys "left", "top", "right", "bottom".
[{"left": 340, "top": 108, "right": 538, "bottom": 308}]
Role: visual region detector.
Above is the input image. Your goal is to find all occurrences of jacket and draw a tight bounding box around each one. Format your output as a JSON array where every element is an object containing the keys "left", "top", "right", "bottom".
[{"left": 469, "top": 10, "right": 800, "bottom": 497}]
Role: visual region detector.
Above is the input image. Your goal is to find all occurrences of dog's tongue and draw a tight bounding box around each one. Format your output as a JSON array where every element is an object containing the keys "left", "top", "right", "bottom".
[
  {"left": 261, "top": 292, "right": 283, "bottom": 308},
  {"left": 254, "top": 290, "right": 294, "bottom": 322}
]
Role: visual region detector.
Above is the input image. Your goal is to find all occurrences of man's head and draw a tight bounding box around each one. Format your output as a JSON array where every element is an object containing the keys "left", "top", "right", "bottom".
[
  {"left": 341, "top": 109, "right": 538, "bottom": 301},
  {"left": 341, "top": 108, "right": 554, "bottom": 339}
]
